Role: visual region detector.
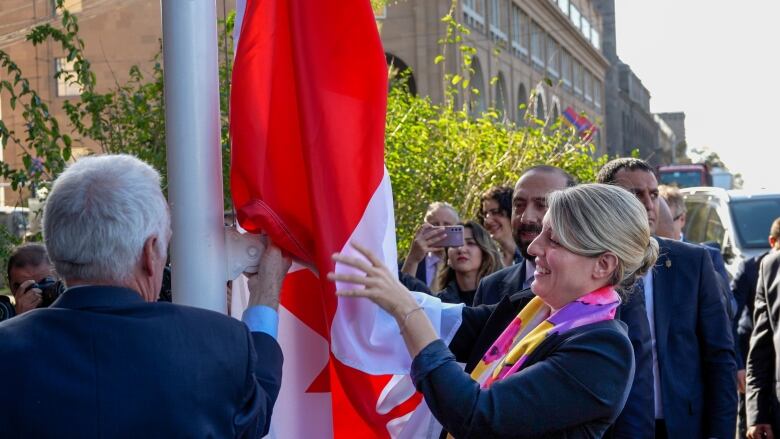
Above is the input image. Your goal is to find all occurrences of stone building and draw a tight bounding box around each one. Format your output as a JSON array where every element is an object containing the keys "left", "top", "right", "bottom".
[
  {"left": 379, "top": 0, "right": 609, "bottom": 152},
  {"left": 654, "top": 114, "right": 677, "bottom": 165},
  {"left": 592, "top": 0, "right": 666, "bottom": 164},
  {"left": 657, "top": 111, "right": 687, "bottom": 162}
]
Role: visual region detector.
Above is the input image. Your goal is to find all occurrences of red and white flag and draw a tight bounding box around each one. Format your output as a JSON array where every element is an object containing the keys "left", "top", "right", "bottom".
[{"left": 230, "top": 0, "right": 463, "bottom": 437}]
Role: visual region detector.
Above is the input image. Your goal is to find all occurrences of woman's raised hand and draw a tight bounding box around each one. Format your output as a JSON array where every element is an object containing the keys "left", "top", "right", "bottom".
[{"left": 328, "top": 242, "right": 420, "bottom": 319}]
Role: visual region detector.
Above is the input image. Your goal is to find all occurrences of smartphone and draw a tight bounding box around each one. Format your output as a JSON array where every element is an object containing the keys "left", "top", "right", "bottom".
[{"left": 430, "top": 225, "right": 465, "bottom": 248}]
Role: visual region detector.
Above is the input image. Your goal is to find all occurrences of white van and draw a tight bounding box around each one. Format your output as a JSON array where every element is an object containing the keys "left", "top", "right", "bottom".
[{"left": 681, "top": 187, "right": 780, "bottom": 279}]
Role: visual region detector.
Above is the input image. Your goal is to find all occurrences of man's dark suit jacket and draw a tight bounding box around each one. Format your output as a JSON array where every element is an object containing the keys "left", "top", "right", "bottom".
[
  {"left": 472, "top": 259, "right": 527, "bottom": 306},
  {"left": 615, "top": 237, "right": 737, "bottom": 438},
  {"left": 0, "top": 285, "right": 283, "bottom": 438},
  {"left": 412, "top": 290, "right": 635, "bottom": 438},
  {"left": 746, "top": 250, "right": 780, "bottom": 428},
  {"left": 734, "top": 253, "right": 768, "bottom": 367}
]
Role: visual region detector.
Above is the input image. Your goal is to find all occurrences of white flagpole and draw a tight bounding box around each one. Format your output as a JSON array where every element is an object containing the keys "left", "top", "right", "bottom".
[{"left": 160, "top": 0, "right": 226, "bottom": 312}]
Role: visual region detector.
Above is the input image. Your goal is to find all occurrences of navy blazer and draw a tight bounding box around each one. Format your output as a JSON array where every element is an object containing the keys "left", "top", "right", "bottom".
[
  {"left": 615, "top": 238, "right": 737, "bottom": 438},
  {"left": 0, "top": 286, "right": 283, "bottom": 438},
  {"left": 412, "top": 291, "right": 635, "bottom": 438},
  {"left": 472, "top": 259, "right": 527, "bottom": 306},
  {"left": 435, "top": 280, "right": 476, "bottom": 305},
  {"left": 474, "top": 265, "right": 654, "bottom": 438},
  {"left": 733, "top": 253, "right": 767, "bottom": 367}
]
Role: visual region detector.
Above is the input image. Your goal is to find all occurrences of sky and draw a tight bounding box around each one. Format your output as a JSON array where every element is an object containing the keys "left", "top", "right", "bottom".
[{"left": 614, "top": 1, "right": 780, "bottom": 190}]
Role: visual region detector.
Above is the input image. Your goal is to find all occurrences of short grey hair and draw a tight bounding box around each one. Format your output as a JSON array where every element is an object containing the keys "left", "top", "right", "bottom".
[
  {"left": 424, "top": 201, "right": 459, "bottom": 221},
  {"left": 547, "top": 183, "right": 659, "bottom": 293},
  {"left": 43, "top": 154, "right": 170, "bottom": 283}
]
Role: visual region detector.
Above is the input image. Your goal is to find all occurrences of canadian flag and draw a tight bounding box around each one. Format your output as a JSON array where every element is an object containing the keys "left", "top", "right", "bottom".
[{"left": 230, "top": 0, "right": 463, "bottom": 437}]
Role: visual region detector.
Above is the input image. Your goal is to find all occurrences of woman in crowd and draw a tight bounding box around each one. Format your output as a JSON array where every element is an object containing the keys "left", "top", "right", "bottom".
[
  {"left": 329, "top": 184, "right": 658, "bottom": 438},
  {"left": 479, "top": 186, "right": 519, "bottom": 267},
  {"left": 432, "top": 221, "right": 501, "bottom": 305}
]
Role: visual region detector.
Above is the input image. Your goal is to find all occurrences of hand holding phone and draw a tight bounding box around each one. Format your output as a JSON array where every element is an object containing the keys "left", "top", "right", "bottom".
[{"left": 430, "top": 225, "right": 465, "bottom": 248}]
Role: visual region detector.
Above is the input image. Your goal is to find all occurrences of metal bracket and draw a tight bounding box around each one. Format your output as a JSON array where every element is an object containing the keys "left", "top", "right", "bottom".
[{"left": 224, "top": 226, "right": 266, "bottom": 281}]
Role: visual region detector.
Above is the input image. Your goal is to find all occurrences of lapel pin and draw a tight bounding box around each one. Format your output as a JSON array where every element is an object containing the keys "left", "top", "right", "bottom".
[{"left": 665, "top": 259, "right": 672, "bottom": 268}]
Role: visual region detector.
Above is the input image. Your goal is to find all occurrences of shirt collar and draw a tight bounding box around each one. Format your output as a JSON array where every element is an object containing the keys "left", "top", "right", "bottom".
[
  {"left": 50, "top": 285, "right": 146, "bottom": 310},
  {"left": 524, "top": 259, "right": 535, "bottom": 282}
]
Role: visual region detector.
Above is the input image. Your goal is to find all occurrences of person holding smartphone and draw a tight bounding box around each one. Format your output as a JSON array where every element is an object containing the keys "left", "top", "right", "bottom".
[
  {"left": 400, "top": 202, "right": 460, "bottom": 288},
  {"left": 432, "top": 222, "right": 502, "bottom": 305}
]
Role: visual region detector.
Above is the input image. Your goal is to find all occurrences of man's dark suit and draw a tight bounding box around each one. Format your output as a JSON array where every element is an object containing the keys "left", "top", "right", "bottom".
[
  {"left": 472, "top": 258, "right": 527, "bottom": 306},
  {"left": 616, "top": 237, "right": 737, "bottom": 438},
  {"left": 746, "top": 250, "right": 780, "bottom": 429},
  {"left": 0, "top": 286, "right": 283, "bottom": 438}
]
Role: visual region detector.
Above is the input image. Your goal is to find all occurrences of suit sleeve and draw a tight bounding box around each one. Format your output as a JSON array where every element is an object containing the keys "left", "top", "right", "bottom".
[
  {"left": 734, "top": 259, "right": 757, "bottom": 368},
  {"left": 746, "top": 258, "right": 776, "bottom": 426},
  {"left": 731, "top": 261, "right": 756, "bottom": 369},
  {"left": 448, "top": 304, "right": 497, "bottom": 363},
  {"left": 610, "top": 289, "right": 654, "bottom": 439},
  {"left": 472, "top": 275, "right": 492, "bottom": 306},
  {"left": 696, "top": 249, "right": 738, "bottom": 437},
  {"left": 411, "top": 328, "right": 634, "bottom": 438},
  {"left": 233, "top": 329, "right": 284, "bottom": 437}
]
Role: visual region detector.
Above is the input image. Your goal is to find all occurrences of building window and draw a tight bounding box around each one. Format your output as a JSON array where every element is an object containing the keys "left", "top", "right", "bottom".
[
  {"left": 495, "top": 73, "right": 508, "bottom": 121},
  {"left": 570, "top": 5, "right": 581, "bottom": 30},
  {"left": 463, "top": 0, "right": 486, "bottom": 33},
  {"left": 584, "top": 70, "right": 593, "bottom": 103},
  {"left": 56, "top": 58, "right": 82, "bottom": 97},
  {"left": 546, "top": 36, "right": 559, "bottom": 78},
  {"left": 489, "top": 0, "right": 508, "bottom": 41},
  {"left": 557, "top": 0, "right": 569, "bottom": 15},
  {"left": 535, "top": 92, "right": 546, "bottom": 120},
  {"left": 530, "top": 21, "right": 544, "bottom": 69},
  {"left": 517, "top": 83, "right": 528, "bottom": 123},
  {"left": 469, "top": 57, "right": 487, "bottom": 116},
  {"left": 511, "top": 5, "right": 528, "bottom": 56},
  {"left": 573, "top": 61, "right": 583, "bottom": 96},
  {"left": 594, "top": 79, "right": 602, "bottom": 108},
  {"left": 561, "top": 50, "right": 572, "bottom": 88},
  {"left": 591, "top": 29, "right": 601, "bottom": 50},
  {"left": 581, "top": 17, "right": 591, "bottom": 40}
]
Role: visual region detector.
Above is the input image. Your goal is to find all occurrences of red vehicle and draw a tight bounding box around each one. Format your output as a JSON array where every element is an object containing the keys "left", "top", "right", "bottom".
[{"left": 658, "top": 164, "right": 712, "bottom": 188}]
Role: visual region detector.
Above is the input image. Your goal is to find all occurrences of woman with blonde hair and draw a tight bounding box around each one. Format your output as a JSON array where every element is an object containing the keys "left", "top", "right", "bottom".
[{"left": 329, "top": 183, "right": 658, "bottom": 438}]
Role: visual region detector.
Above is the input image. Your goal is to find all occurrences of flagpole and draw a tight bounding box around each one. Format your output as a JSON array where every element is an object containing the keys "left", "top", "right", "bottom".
[{"left": 161, "top": 0, "right": 227, "bottom": 312}]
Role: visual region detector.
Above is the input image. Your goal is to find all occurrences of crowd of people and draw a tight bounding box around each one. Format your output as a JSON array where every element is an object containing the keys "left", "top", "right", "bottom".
[{"left": 1, "top": 153, "right": 779, "bottom": 438}]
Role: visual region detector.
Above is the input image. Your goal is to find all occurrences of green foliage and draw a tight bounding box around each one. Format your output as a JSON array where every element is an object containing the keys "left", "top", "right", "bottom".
[
  {"left": 0, "top": 226, "right": 22, "bottom": 290},
  {"left": 385, "top": 85, "right": 608, "bottom": 255},
  {"left": 97, "top": 60, "right": 167, "bottom": 189}
]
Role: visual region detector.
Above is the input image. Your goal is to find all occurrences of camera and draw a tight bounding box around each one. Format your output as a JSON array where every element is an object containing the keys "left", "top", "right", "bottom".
[
  {"left": 0, "top": 296, "right": 14, "bottom": 321},
  {"left": 25, "top": 277, "right": 66, "bottom": 308}
]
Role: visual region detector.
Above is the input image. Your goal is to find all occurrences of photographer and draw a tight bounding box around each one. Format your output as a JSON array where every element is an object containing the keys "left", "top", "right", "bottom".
[{"left": 1, "top": 244, "right": 61, "bottom": 321}]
